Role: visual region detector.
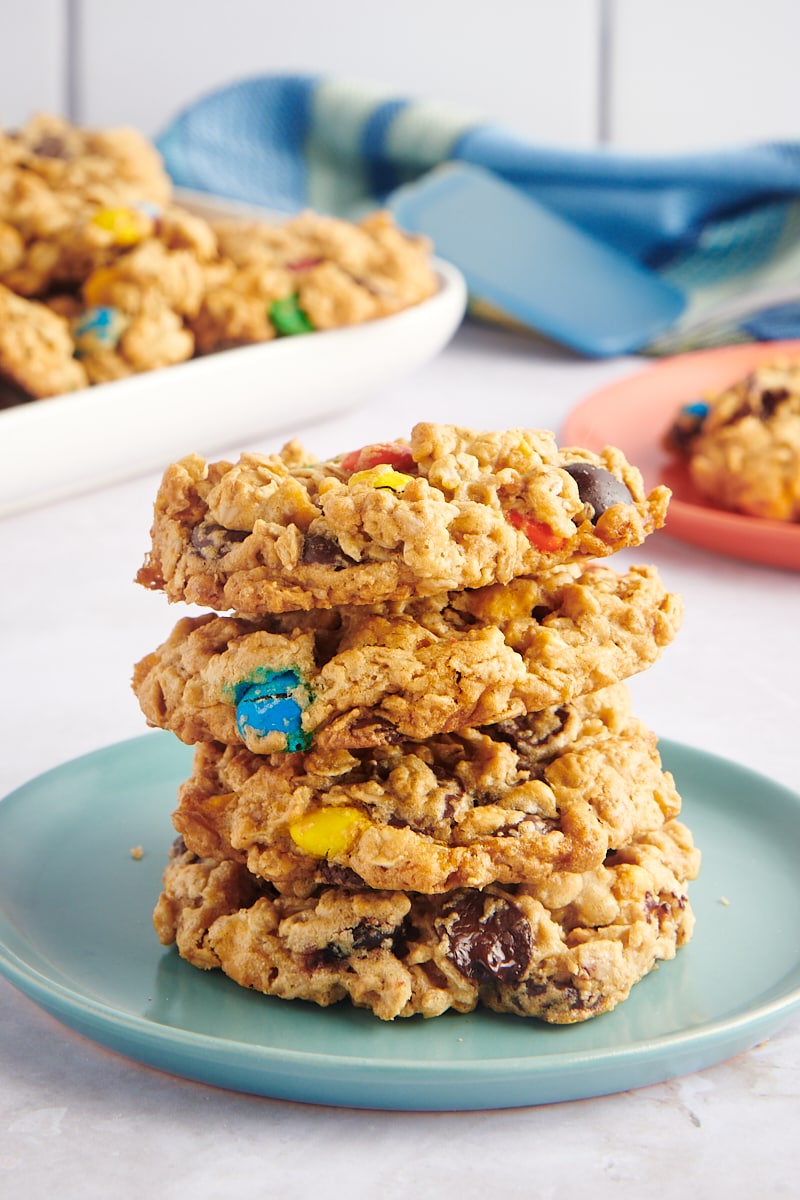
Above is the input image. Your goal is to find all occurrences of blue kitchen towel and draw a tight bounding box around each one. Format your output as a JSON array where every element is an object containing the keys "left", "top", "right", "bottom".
[{"left": 156, "top": 73, "right": 800, "bottom": 354}]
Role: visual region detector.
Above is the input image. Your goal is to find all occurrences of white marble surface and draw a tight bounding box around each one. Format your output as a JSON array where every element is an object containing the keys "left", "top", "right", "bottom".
[{"left": 1, "top": 321, "right": 799, "bottom": 1198}]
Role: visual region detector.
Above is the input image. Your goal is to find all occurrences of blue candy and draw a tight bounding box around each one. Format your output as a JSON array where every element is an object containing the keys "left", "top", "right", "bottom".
[
  {"left": 73, "top": 305, "right": 128, "bottom": 352},
  {"left": 681, "top": 400, "right": 709, "bottom": 418},
  {"left": 232, "top": 668, "right": 312, "bottom": 752}
]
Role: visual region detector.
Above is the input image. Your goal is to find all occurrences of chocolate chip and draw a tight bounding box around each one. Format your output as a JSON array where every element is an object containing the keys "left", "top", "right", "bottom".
[
  {"left": 487, "top": 706, "right": 569, "bottom": 760},
  {"left": 438, "top": 892, "right": 532, "bottom": 984},
  {"left": 496, "top": 812, "right": 556, "bottom": 836},
  {"left": 317, "top": 862, "right": 365, "bottom": 887},
  {"left": 32, "top": 135, "right": 69, "bottom": 159},
  {"left": 343, "top": 715, "right": 404, "bottom": 748},
  {"left": 563, "top": 463, "right": 633, "bottom": 522},
  {"left": 720, "top": 402, "right": 753, "bottom": 426},
  {"left": 350, "top": 920, "right": 394, "bottom": 952},
  {"left": 300, "top": 532, "right": 356, "bottom": 569},
  {"left": 644, "top": 890, "right": 669, "bottom": 922},
  {"left": 313, "top": 916, "right": 399, "bottom": 962},
  {"left": 664, "top": 402, "right": 709, "bottom": 453},
  {"left": 189, "top": 520, "right": 248, "bottom": 559},
  {"left": 761, "top": 387, "right": 790, "bottom": 417}
]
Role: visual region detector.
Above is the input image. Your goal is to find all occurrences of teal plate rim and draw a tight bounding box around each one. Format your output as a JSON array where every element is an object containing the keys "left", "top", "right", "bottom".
[{"left": 1, "top": 732, "right": 799, "bottom": 1111}]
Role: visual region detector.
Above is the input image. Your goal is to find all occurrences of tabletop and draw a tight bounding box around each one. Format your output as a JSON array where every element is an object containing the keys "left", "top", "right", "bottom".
[{"left": 1, "top": 319, "right": 798, "bottom": 1199}]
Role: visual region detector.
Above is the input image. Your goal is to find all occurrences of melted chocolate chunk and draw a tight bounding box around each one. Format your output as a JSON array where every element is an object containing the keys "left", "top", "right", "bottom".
[
  {"left": 350, "top": 920, "right": 395, "bottom": 952},
  {"left": 313, "top": 918, "right": 399, "bottom": 964},
  {"left": 664, "top": 407, "right": 707, "bottom": 454},
  {"left": 761, "top": 386, "right": 790, "bottom": 417},
  {"left": 189, "top": 520, "right": 248, "bottom": 559},
  {"left": 563, "top": 462, "right": 634, "bottom": 522},
  {"left": 317, "top": 862, "right": 365, "bottom": 888},
  {"left": 32, "top": 135, "right": 69, "bottom": 159},
  {"left": 495, "top": 813, "right": 556, "bottom": 836},
  {"left": 343, "top": 716, "right": 404, "bottom": 748},
  {"left": 487, "top": 706, "right": 569, "bottom": 762},
  {"left": 439, "top": 892, "right": 532, "bottom": 984},
  {"left": 300, "top": 533, "right": 356, "bottom": 569}
]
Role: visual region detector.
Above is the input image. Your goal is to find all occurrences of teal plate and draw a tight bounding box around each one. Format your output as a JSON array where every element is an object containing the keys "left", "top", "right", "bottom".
[{"left": 1, "top": 733, "right": 799, "bottom": 1111}]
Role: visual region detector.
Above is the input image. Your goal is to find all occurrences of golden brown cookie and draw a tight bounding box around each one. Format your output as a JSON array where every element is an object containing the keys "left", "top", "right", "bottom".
[
  {"left": 193, "top": 209, "right": 438, "bottom": 352},
  {"left": 136, "top": 424, "right": 671, "bottom": 613},
  {"left": 664, "top": 356, "right": 800, "bottom": 521},
  {"left": 1, "top": 114, "right": 442, "bottom": 404},
  {"left": 170, "top": 685, "right": 684, "bottom": 895},
  {"left": 154, "top": 817, "right": 699, "bottom": 1023},
  {"left": 2, "top": 113, "right": 171, "bottom": 207},
  {"left": 133, "top": 563, "right": 682, "bottom": 753},
  {"left": 0, "top": 282, "right": 87, "bottom": 397}
]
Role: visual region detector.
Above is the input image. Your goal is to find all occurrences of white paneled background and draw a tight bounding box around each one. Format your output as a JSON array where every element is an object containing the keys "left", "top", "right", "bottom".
[{"left": 2, "top": 0, "right": 800, "bottom": 152}]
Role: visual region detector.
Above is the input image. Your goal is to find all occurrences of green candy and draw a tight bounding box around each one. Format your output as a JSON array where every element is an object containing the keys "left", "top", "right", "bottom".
[{"left": 269, "top": 294, "right": 315, "bottom": 336}]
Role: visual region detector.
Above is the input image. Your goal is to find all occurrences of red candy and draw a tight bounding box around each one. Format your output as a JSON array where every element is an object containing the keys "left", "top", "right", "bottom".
[
  {"left": 340, "top": 442, "right": 416, "bottom": 474},
  {"left": 286, "top": 256, "right": 323, "bottom": 271},
  {"left": 507, "top": 509, "right": 566, "bottom": 552}
]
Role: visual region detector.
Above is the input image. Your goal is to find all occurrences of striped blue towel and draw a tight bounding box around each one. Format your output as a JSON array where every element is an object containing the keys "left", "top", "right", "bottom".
[{"left": 157, "top": 74, "right": 800, "bottom": 355}]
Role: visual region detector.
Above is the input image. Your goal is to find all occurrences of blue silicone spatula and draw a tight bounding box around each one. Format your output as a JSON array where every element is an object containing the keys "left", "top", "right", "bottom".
[{"left": 389, "top": 162, "right": 686, "bottom": 357}]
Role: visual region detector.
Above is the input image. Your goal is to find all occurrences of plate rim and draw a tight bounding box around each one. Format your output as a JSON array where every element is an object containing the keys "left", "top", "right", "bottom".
[{"left": 2, "top": 732, "right": 800, "bottom": 1106}]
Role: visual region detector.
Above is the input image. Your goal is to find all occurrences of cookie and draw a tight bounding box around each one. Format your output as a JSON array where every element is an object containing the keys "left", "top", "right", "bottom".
[
  {"left": 153, "top": 817, "right": 699, "bottom": 1023},
  {"left": 1, "top": 115, "right": 173, "bottom": 297},
  {"left": 664, "top": 357, "right": 800, "bottom": 521},
  {"left": 0, "top": 282, "right": 87, "bottom": 398},
  {"left": 136, "top": 424, "right": 671, "bottom": 613},
  {"left": 192, "top": 209, "right": 438, "bottom": 352},
  {"left": 73, "top": 304, "right": 196, "bottom": 382},
  {"left": 170, "top": 685, "right": 683, "bottom": 895},
  {"left": 133, "top": 563, "right": 682, "bottom": 753},
  {"left": 2, "top": 114, "right": 442, "bottom": 405},
  {"left": 3, "top": 113, "right": 171, "bottom": 207}
]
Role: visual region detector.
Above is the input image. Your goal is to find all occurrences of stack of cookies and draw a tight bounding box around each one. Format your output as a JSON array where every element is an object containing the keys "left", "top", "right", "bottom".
[{"left": 135, "top": 422, "right": 700, "bottom": 1024}]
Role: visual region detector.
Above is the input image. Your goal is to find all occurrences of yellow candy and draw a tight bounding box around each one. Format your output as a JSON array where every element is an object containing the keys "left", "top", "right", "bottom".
[
  {"left": 289, "top": 806, "right": 371, "bottom": 858},
  {"left": 90, "top": 207, "right": 144, "bottom": 246},
  {"left": 350, "top": 466, "right": 414, "bottom": 492}
]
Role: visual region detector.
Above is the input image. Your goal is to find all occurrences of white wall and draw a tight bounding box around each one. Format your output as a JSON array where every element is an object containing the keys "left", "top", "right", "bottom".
[
  {"left": 0, "top": 0, "right": 69, "bottom": 128},
  {"left": 71, "top": 0, "right": 602, "bottom": 147},
  {"left": 609, "top": 0, "right": 800, "bottom": 150},
  {"left": 2, "top": 0, "right": 800, "bottom": 151}
]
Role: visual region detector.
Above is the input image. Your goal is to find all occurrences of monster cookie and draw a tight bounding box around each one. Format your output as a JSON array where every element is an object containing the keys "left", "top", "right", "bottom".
[
  {"left": 136, "top": 424, "right": 671, "bottom": 613},
  {"left": 2, "top": 112, "right": 171, "bottom": 207},
  {"left": 190, "top": 209, "right": 438, "bottom": 352},
  {"left": 153, "top": 817, "right": 699, "bottom": 1023},
  {"left": 1, "top": 114, "right": 443, "bottom": 406},
  {"left": 133, "top": 563, "right": 682, "bottom": 753},
  {"left": 0, "top": 283, "right": 87, "bottom": 398},
  {"left": 664, "top": 357, "right": 800, "bottom": 521},
  {"left": 1, "top": 115, "right": 173, "bottom": 298},
  {"left": 169, "top": 685, "right": 683, "bottom": 895}
]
